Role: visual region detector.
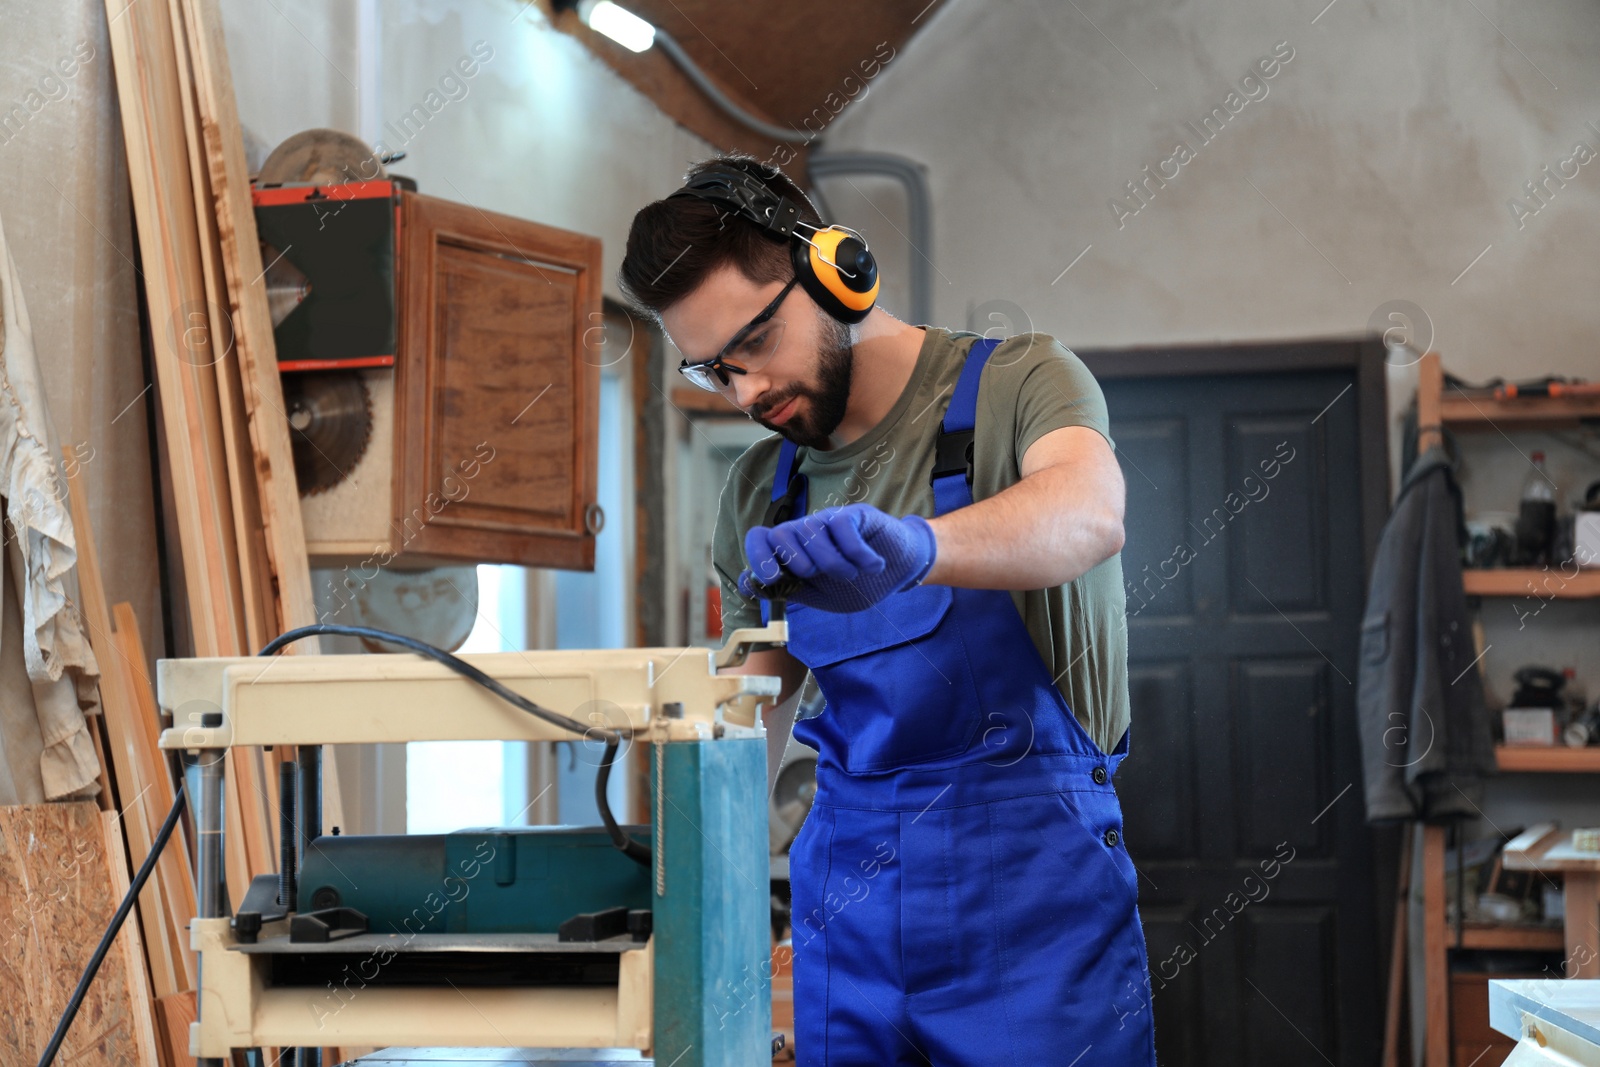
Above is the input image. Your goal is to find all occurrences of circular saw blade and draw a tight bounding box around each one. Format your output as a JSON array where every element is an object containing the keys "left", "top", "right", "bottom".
[
  {"left": 283, "top": 372, "right": 373, "bottom": 495},
  {"left": 770, "top": 757, "right": 817, "bottom": 853},
  {"left": 258, "top": 129, "right": 386, "bottom": 185}
]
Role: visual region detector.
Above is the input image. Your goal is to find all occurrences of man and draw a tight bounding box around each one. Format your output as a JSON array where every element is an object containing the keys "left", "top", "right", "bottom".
[{"left": 620, "top": 155, "right": 1155, "bottom": 1066}]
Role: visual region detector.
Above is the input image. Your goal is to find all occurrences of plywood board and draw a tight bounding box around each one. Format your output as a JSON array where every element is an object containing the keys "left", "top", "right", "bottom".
[{"left": 0, "top": 802, "right": 158, "bottom": 1066}]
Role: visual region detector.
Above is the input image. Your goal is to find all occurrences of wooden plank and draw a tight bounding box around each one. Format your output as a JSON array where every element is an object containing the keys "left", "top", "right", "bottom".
[
  {"left": 103, "top": 0, "right": 250, "bottom": 661},
  {"left": 1457, "top": 922, "right": 1565, "bottom": 951},
  {"left": 1503, "top": 822, "right": 1562, "bottom": 867},
  {"left": 164, "top": 0, "right": 277, "bottom": 657},
  {"left": 0, "top": 802, "right": 157, "bottom": 1066},
  {"left": 1381, "top": 828, "right": 1412, "bottom": 1067},
  {"left": 65, "top": 447, "right": 180, "bottom": 999},
  {"left": 102, "top": 811, "right": 165, "bottom": 1067},
  {"left": 1510, "top": 741, "right": 1600, "bottom": 773},
  {"left": 114, "top": 602, "right": 200, "bottom": 991},
  {"left": 1416, "top": 351, "right": 1443, "bottom": 454},
  {"left": 156, "top": 990, "right": 197, "bottom": 1067},
  {"left": 1422, "top": 825, "right": 1449, "bottom": 1067},
  {"left": 1565, "top": 872, "right": 1600, "bottom": 979},
  {"left": 159, "top": 0, "right": 277, "bottom": 893},
  {"left": 87, "top": 705, "right": 115, "bottom": 811},
  {"left": 175, "top": 0, "right": 321, "bottom": 638},
  {"left": 671, "top": 386, "right": 745, "bottom": 416},
  {"left": 1441, "top": 391, "right": 1600, "bottom": 429}
]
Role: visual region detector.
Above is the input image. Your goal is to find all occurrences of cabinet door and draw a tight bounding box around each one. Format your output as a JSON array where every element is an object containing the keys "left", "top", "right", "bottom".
[{"left": 396, "top": 191, "right": 602, "bottom": 570}]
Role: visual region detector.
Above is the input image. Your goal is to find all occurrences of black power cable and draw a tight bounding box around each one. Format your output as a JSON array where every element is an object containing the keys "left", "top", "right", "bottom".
[
  {"left": 40, "top": 622, "right": 656, "bottom": 1064},
  {"left": 596, "top": 739, "right": 651, "bottom": 866}
]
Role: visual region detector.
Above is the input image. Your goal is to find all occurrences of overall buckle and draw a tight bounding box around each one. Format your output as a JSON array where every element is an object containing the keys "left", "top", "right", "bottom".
[{"left": 931, "top": 430, "right": 975, "bottom": 487}]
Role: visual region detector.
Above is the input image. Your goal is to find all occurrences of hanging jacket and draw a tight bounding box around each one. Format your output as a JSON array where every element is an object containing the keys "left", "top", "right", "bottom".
[{"left": 1356, "top": 447, "right": 1495, "bottom": 822}]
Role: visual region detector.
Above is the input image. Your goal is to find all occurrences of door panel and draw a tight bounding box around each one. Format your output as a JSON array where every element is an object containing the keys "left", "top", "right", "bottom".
[{"left": 1096, "top": 354, "right": 1382, "bottom": 1067}]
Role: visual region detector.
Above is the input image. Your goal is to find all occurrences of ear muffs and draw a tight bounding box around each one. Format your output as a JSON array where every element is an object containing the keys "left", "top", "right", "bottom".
[
  {"left": 668, "top": 164, "right": 882, "bottom": 324},
  {"left": 794, "top": 226, "right": 879, "bottom": 325}
]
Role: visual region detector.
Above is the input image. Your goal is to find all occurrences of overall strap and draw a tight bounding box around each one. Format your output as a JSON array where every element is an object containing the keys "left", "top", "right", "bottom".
[
  {"left": 765, "top": 437, "right": 808, "bottom": 523},
  {"left": 759, "top": 437, "right": 808, "bottom": 625},
  {"left": 930, "top": 337, "right": 1002, "bottom": 516}
]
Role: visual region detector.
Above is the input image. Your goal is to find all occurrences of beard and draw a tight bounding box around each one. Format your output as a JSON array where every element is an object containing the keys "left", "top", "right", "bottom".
[{"left": 756, "top": 314, "right": 854, "bottom": 450}]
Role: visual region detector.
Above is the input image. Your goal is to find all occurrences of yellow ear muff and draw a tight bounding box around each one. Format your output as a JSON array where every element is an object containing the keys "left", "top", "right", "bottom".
[{"left": 806, "top": 227, "right": 879, "bottom": 318}]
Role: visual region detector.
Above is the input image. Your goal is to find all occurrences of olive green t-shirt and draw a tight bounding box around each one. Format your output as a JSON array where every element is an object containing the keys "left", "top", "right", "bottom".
[{"left": 711, "top": 327, "right": 1129, "bottom": 756}]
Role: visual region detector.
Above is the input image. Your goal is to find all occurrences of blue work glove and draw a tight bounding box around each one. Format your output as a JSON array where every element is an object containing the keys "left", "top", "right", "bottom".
[{"left": 737, "top": 503, "right": 938, "bottom": 614}]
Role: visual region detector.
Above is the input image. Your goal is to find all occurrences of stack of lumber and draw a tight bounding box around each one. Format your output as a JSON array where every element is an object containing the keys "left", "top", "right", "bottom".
[{"left": 25, "top": 0, "right": 353, "bottom": 1063}]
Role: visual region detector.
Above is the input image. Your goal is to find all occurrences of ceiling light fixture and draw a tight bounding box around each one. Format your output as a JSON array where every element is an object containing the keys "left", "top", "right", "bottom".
[{"left": 576, "top": 0, "right": 657, "bottom": 53}]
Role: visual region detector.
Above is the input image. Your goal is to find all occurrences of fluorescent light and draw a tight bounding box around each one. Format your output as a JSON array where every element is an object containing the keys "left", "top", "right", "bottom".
[{"left": 578, "top": 0, "right": 657, "bottom": 53}]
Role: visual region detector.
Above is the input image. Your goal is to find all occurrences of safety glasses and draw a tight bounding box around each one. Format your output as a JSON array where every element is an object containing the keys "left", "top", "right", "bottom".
[{"left": 676, "top": 276, "right": 800, "bottom": 392}]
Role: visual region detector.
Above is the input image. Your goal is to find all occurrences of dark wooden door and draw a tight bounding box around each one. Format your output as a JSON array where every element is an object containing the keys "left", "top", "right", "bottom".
[
  {"left": 1087, "top": 342, "right": 1388, "bottom": 1067},
  {"left": 394, "top": 191, "right": 604, "bottom": 569}
]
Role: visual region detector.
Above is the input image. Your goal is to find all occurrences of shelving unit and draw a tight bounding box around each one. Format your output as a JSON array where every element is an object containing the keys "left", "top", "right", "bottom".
[
  {"left": 1413, "top": 352, "right": 1600, "bottom": 1067},
  {"left": 1495, "top": 746, "right": 1600, "bottom": 773}
]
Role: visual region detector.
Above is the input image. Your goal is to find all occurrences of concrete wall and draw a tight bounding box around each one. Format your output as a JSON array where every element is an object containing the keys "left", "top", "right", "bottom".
[{"left": 820, "top": 0, "right": 1600, "bottom": 382}]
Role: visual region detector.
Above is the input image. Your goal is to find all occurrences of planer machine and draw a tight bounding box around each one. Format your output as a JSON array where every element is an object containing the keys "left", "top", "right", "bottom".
[{"left": 157, "top": 603, "right": 796, "bottom": 1066}]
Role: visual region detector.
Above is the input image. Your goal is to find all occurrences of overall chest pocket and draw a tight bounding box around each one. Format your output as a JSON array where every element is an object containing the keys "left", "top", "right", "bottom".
[{"left": 788, "top": 583, "right": 984, "bottom": 773}]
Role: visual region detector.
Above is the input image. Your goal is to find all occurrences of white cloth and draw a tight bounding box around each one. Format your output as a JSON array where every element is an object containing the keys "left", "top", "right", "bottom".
[{"left": 0, "top": 208, "right": 102, "bottom": 801}]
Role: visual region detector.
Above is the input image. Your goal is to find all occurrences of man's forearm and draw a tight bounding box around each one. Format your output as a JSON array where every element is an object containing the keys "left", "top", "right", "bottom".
[{"left": 922, "top": 464, "right": 1124, "bottom": 589}]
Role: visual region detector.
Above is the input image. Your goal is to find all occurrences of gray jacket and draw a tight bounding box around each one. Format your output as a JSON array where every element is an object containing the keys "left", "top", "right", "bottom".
[{"left": 1357, "top": 447, "right": 1495, "bottom": 823}]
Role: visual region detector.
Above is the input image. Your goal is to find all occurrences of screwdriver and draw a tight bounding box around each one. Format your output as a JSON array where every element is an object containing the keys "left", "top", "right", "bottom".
[{"left": 743, "top": 570, "right": 804, "bottom": 622}]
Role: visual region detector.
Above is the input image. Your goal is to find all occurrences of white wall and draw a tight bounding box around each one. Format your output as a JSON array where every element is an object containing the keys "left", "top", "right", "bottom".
[
  {"left": 0, "top": 3, "right": 162, "bottom": 675},
  {"left": 822, "top": 0, "right": 1600, "bottom": 384}
]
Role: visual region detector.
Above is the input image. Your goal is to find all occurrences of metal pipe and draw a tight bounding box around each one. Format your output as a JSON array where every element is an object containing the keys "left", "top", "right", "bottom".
[
  {"left": 807, "top": 152, "right": 934, "bottom": 327},
  {"left": 195, "top": 749, "right": 226, "bottom": 1067},
  {"left": 279, "top": 760, "right": 299, "bottom": 909},
  {"left": 196, "top": 749, "right": 226, "bottom": 920},
  {"left": 654, "top": 31, "right": 810, "bottom": 145},
  {"left": 646, "top": 23, "right": 936, "bottom": 326},
  {"left": 297, "top": 745, "right": 323, "bottom": 861}
]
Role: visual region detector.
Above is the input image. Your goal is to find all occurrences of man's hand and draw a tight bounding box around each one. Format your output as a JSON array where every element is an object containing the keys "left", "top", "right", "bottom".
[{"left": 738, "top": 503, "right": 937, "bottom": 613}]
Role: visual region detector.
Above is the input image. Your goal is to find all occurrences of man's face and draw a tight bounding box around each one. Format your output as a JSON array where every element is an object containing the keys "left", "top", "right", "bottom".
[{"left": 663, "top": 264, "right": 853, "bottom": 450}]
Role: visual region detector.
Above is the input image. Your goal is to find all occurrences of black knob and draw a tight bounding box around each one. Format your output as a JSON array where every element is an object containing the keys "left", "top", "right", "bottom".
[
  {"left": 311, "top": 886, "right": 341, "bottom": 910},
  {"left": 232, "top": 911, "right": 261, "bottom": 943}
]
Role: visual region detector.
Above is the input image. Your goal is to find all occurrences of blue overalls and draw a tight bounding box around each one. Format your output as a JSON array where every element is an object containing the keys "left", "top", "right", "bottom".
[{"left": 758, "top": 339, "right": 1157, "bottom": 1066}]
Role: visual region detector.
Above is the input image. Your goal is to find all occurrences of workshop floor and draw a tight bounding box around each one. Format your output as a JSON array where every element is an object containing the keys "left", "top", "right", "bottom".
[{"left": 346, "top": 1052, "right": 648, "bottom": 1065}]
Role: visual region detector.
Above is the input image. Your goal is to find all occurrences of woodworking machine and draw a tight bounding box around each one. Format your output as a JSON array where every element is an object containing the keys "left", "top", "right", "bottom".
[{"left": 157, "top": 614, "right": 790, "bottom": 1065}]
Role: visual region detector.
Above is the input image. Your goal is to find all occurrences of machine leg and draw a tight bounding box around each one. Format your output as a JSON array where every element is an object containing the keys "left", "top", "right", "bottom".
[
  {"left": 195, "top": 748, "right": 227, "bottom": 1067},
  {"left": 294, "top": 747, "right": 322, "bottom": 1067},
  {"left": 653, "top": 738, "right": 770, "bottom": 1067},
  {"left": 297, "top": 744, "right": 322, "bottom": 858}
]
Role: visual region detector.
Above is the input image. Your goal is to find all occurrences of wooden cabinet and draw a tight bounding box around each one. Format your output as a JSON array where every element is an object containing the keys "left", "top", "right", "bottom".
[{"left": 304, "top": 191, "right": 603, "bottom": 570}]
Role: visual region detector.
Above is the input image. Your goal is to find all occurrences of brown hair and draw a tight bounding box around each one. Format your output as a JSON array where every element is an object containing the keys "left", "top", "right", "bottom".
[{"left": 618, "top": 154, "right": 821, "bottom": 319}]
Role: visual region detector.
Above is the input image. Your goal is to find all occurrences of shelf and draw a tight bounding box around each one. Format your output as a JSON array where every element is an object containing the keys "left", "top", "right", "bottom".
[
  {"left": 1441, "top": 391, "right": 1600, "bottom": 429},
  {"left": 1457, "top": 922, "right": 1565, "bottom": 951},
  {"left": 1463, "top": 568, "right": 1600, "bottom": 598},
  {"left": 1495, "top": 745, "right": 1600, "bottom": 773},
  {"left": 670, "top": 386, "right": 743, "bottom": 417}
]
